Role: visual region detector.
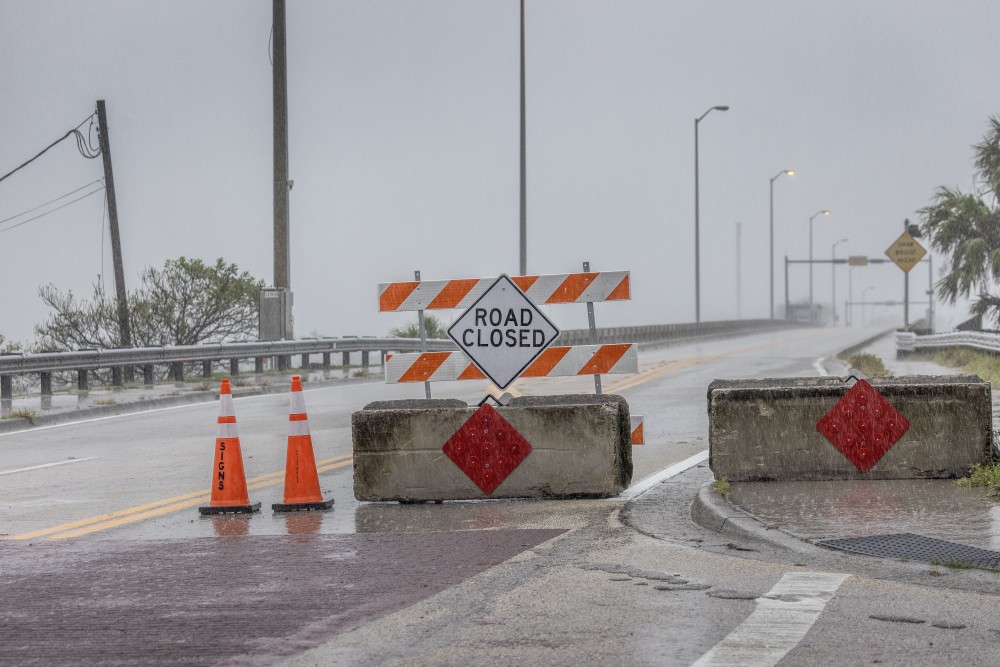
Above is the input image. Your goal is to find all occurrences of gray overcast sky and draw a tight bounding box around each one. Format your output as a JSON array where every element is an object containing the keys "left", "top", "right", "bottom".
[{"left": 2, "top": 0, "right": 998, "bottom": 345}]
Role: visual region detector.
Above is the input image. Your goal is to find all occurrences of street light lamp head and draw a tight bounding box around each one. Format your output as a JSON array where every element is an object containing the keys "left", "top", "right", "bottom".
[
  {"left": 714, "top": 105, "right": 730, "bottom": 111},
  {"left": 823, "top": 210, "right": 831, "bottom": 216},
  {"left": 785, "top": 170, "right": 795, "bottom": 176}
]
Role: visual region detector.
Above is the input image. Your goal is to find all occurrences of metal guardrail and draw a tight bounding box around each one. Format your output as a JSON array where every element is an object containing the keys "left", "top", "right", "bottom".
[
  {"left": 556, "top": 318, "right": 795, "bottom": 346},
  {"left": 896, "top": 330, "right": 1000, "bottom": 355},
  {"left": 0, "top": 318, "right": 799, "bottom": 402},
  {"left": 0, "top": 337, "right": 452, "bottom": 375}
]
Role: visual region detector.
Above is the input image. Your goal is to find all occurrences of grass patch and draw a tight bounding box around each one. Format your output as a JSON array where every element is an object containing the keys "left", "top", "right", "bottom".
[
  {"left": 914, "top": 347, "right": 1000, "bottom": 385},
  {"left": 839, "top": 353, "right": 893, "bottom": 377},
  {"left": 957, "top": 462, "right": 1000, "bottom": 497},
  {"left": 1, "top": 407, "right": 36, "bottom": 423},
  {"left": 93, "top": 398, "right": 117, "bottom": 406},
  {"left": 930, "top": 558, "right": 979, "bottom": 570},
  {"left": 713, "top": 477, "right": 731, "bottom": 497}
]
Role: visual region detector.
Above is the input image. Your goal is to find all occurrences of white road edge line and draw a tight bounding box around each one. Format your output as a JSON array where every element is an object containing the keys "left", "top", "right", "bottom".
[
  {"left": 618, "top": 450, "right": 709, "bottom": 500},
  {"left": 692, "top": 571, "right": 850, "bottom": 667},
  {"left": 0, "top": 380, "right": 362, "bottom": 438},
  {"left": 0, "top": 457, "right": 100, "bottom": 476}
]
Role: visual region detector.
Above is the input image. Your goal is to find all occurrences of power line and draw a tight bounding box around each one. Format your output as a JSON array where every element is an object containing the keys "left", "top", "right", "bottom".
[
  {"left": 0, "top": 179, "right": 104, "bottom": 226},
  {"left": 0, "top": 113, "right": 101, "bottom": 185},
  {"left": 0, "top": 186, "right": 105, "bottom": 235}
]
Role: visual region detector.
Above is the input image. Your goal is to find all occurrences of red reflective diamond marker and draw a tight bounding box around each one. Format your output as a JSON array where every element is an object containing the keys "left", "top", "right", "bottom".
[
  {"left": 816, "top": 379, "right": 910, "bottom": 472},
  {"left": 443, "top": 403, "right": 532, "bottom": 494}
]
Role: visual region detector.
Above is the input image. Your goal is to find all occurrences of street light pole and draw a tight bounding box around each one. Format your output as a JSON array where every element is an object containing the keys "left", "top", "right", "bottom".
[
  {"left": 769, "top": 169, "right": 794, "bottom": 319},
  {"left": 735, "top": 222, "right": 742, "bottom": 319},
  {"left": 848, "top": 266, "right": 855, "bottom": 326},
  {"left": 808, "top": 209, "right": 831, "bottom": 320},
  {"left": 694, "top": 104, "right": 729, "bottom": 323},
  {"left": 831, "top": 238, "right": 848, "bottom": 326},
  {"left": 862, "top": 286, "right": 874, "bottom": 327}
]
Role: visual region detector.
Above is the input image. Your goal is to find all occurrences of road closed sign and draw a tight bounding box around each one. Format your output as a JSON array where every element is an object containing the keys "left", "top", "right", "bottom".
[{"left": 448, "top": 274, "right": 560, "bottom": 389}]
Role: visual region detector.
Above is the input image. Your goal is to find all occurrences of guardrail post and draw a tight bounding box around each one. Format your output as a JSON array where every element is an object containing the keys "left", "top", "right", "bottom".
[
  {"left": 301, "top": 353, "right": 310, "bottom": 370},
  {"left": 381, "top": 350, "right": 386, "bottom": 367},
  {"left": 78, "top": 369, "right": 89, "bottom": 393},
  {"left": 173, "top": 362, "right": 184, "bottom": 383},
  {"left": 0, "top": 375, "right": 11, "bottom": 415},
  {"left": 255, "top": 357, "right": 265, "bottom": 374},
  {"left": 342, "top": 351, "right": 350, "bottom": 368},
  {"left": 277, "top": 355, "right": 288, "bottom": 371},
  {"left": 202, "top": 361, "right": 212, "bottom": 379},
  {"left": 322, "top": 352, "right": 331, "bottom": 369},
  {"left": 361, "top": 351, "right": 370, "bottom": 373},
  {"left": 143, "top": 364, "right": 154, "bottom": 387},
  {"left": 229, "top": 358, "right": 239, "bottom": 376},
  {"left": 40, "top": 372, "right": 53, "bottom": 410},
  {"left": 111, "top": 367, "right": 123, "bottom": 387}
]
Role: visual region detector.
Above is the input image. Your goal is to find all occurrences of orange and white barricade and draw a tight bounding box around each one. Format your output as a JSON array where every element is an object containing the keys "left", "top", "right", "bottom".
[
  {"left": 379, "top": 267, "right": 650, "bottom": 446},
  {"left": 384, "top": 344, "right": 638, "bottom": 384},
  {"left": 379, "top": 271, "right": 630, "bottom": 312}
]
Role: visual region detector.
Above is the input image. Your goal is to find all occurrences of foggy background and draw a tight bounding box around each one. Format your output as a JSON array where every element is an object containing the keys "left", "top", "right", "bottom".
[{"left": 2, "top": 0, "right": 998, "bottom": 346}]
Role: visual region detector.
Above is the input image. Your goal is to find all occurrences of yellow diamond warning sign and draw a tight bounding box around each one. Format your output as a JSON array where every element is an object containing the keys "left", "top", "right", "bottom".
[{"left": 885, "top": 231, "right": 927, "bottom": 273}]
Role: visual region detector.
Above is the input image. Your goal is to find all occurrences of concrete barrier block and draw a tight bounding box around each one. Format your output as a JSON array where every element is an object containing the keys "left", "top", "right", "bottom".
[
  {"left": 353, "top": 394, "right": 632, "bottom": 501},
  {"left": 708, "top": 375, "right": 993, "bottom": 482}
]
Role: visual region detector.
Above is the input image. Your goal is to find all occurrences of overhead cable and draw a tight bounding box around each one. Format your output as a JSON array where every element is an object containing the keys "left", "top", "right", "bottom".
[
  {"left": 0, "top": 112, "right": 101, "bottom": 185},
  {"left": 0, "top": 186, "right": 105, "bottom": 235},
  {"left": 0, "top": 179, "right": 105, "bottom": 226}
]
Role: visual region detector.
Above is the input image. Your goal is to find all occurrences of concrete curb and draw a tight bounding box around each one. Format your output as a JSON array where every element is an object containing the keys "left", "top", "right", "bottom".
[{"left": 690, "top": 481, "right": 818, "bottom": 555}]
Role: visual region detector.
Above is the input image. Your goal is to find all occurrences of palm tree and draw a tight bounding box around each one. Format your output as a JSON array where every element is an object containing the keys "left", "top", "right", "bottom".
[{"left": 921, "top": 116, "right": 1000, "bottom": 324}]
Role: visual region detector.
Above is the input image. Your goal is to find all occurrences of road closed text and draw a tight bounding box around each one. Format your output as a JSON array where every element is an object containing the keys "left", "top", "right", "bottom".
[{"left": 462, "top": 307, "right": 548, "bottom": 347}]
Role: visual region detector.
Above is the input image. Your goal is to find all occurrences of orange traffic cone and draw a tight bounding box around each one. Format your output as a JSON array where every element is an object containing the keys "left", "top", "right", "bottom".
[
  {"left": 198, "top": 379, "right": 260, "bottom": 515},
  {"left": 272, "top": 375, "right": 334, "bottom": 512}
]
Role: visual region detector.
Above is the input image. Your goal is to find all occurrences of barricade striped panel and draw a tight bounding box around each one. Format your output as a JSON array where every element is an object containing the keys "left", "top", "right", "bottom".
[
  {"left": 630, "top": 415, "right": 644, "bottom": 445},
  {"left": 384, "top": 344, "right": 638, "bottom": 384},
  {"left": 378, "top": 271, "right": 630, "bottom": 312}
]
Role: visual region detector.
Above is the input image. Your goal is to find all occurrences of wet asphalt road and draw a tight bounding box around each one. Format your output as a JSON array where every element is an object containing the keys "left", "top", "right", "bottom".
[{"left": 3, "top": 325, "right": 1000, "bottom": 665}]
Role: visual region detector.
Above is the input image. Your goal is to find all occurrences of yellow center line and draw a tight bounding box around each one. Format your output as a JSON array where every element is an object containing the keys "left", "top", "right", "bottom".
[
  {"left": 605, "top": 334, "right": 816, "bottom": 394},
  {"left": 7, "top": 454, "right": 354, "bottom": 542}
]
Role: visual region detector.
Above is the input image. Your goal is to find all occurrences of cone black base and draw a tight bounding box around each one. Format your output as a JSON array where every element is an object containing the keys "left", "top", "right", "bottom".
[
  {"left": 198, "top": 502, "right": 261, "bottom": 515},
  {"left": 271, "top": 498, "right": 335, "bottom": 512}
]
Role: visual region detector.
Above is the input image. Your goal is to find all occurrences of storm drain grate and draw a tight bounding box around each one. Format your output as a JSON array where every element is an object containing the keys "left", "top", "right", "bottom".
[{"left": 817, "top": 532, "right": 1000, "bottom": 569}]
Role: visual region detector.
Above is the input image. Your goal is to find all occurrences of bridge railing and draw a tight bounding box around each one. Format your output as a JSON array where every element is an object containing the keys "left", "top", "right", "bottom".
[
  {"left": 896, "top": 330, "right": 1000, "bottom": 356},
  {"left": 0, "top": 318, "right": 800, "bottom": 409}
]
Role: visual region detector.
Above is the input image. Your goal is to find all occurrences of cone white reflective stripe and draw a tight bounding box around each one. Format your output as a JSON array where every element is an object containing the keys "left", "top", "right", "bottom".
[
  {"left": 289, "top": 388, "right": 307, "bottom": 415},
  {"left": 216, "top": 392, "right": 238, "bottom": 438},
  {"left": 288, "top": 415, "right": 310, "bottom": 437},
  {"left": 219, "top": 392, "right": 236, "bottom": 417},
  {"left": 216, "top": 421, "right": 239, "bottom": 439}
]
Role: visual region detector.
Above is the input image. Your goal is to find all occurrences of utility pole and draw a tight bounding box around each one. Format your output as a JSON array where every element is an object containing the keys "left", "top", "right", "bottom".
[
  {"left": 273, "top": 0, "right": 290, "bottom": 293},
  {"left": 96, "top": 100, "right": 132, "bottom": 349},
  {"left": 518, "top": 0, "right": 527, "bottom": 276}
]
